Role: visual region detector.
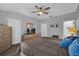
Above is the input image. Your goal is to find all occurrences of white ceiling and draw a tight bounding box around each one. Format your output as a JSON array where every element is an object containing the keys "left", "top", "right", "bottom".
[{"left": 0, "top": 3, "right": 78, "bottom": 19}]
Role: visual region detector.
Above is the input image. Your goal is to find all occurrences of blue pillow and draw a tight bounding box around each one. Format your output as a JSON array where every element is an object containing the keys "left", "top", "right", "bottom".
[
  {"left": 68, "top": 38, "right": 79, "bottom": 56},
  {"left": 59, "top": 37, "right": 73, "bottom": 48},
  {"left": 71, "top": 36, "right": 79, "bottom": 41}
]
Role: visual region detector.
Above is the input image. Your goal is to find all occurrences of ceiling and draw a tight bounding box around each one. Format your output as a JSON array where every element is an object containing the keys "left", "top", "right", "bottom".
[{"left": 0, "top": 3, "right": 78, "bottom": 19}]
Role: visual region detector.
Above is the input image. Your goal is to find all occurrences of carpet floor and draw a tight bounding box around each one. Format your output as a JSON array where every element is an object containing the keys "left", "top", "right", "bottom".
[{"left": 0, "top": 44, "right": 19, "bottom": 56}]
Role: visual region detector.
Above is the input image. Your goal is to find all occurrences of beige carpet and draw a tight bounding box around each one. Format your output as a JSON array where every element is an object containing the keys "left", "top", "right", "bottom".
[{"left": 0, "top": 44, "right": 19, "bottom": 56}]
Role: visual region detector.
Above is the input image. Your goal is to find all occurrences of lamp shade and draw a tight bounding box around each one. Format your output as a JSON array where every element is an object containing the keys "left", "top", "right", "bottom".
[{"left": 69, "top": 27, "right": 77, "bottom": 35}]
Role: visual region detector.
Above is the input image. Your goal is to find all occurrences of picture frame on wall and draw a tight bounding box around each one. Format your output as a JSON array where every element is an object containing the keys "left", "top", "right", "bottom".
[
  {"left": 51, "top": 25, "right": 54, "bottom": 27},
  {"left": 51, "top": 24, "right": 58, "bottom": 28},
  {"left": 56, "top": 24, "right": 58, "bottom": 27}
]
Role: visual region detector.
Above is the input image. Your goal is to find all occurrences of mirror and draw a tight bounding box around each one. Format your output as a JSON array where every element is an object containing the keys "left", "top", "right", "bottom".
[
  {"left": 26, "top": 23, "right": 35, "bottom": 34},
  {"left": 26, "top": 23, "right": 33, "bottom": 29}
]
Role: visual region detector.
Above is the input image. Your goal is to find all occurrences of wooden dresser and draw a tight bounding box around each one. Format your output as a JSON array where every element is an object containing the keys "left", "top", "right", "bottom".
[
  {"left": 0, "top": 26, "right": 12, "bottom": 54},
  {"left": 22, "top": 34, "right": 38, "bottom": 41}
]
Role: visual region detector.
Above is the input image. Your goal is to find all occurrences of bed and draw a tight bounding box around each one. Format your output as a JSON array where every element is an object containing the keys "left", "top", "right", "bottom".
[{"left": 21, "top": 38, "right": 67, "bottom": 56}]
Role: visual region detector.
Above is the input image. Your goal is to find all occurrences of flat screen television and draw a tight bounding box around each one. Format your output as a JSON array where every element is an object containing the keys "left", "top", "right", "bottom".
[
  {"left": 26, "top": 28, "right": 35, "bottom": 34},
  {"left": 31, "top": 28, "right": 35, "bottom": 34}
]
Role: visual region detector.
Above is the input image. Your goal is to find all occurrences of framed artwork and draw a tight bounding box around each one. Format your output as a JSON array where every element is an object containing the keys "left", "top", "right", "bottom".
[
  {"left": 51, "top": 24, "right": 58, "bottom": 28},
  {"left": 51, "top": 25, "right": 54, "bottom": 27}
]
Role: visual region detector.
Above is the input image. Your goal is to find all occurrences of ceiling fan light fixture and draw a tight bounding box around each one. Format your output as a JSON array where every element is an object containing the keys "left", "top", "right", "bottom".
[{"left": 38, "top": 11, "right": 43, "bottom": 15}]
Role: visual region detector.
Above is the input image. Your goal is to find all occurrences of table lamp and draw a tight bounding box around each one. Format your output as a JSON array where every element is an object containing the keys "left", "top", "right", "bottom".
[{"left": 69, "top": 27, "right": 77, "bottom": 36}]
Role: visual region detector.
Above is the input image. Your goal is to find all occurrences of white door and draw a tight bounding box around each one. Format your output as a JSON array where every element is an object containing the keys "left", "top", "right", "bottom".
[
  {"left": 8, "top": 19, "right": 21, "bottom": 45},
  {"left": 63, "top": 20, "right": 75, "bottom": 38},
  {"left": 41, "top": 24, "right": 47, "bottom": 37}
]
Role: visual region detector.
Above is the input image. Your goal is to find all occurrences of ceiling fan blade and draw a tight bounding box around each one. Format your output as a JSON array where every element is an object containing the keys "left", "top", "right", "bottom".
[
  {"left": 43, "top": 12, "right": 48, "bottom": 14},
  {"left": 31, "top": 11, "right": 37, "bottom": 13},
  {"left": 35, "top": 5, "right": 39, "bottom": 9},
  {"left": 38, "top": 14, "right": 40, "bottom": 16},
  {"left": 44, "top": 12, "right": 48, "bottom": 14},
  {"left": 44, "top": 7, "right": 50, "bottom": 10},
  {"left": 42, "top": 10, "right": 48, "bottom": 14}
]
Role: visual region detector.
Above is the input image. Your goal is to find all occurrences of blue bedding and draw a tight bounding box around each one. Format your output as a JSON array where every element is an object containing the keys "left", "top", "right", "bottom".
[
  {"left": 59, "top": 38, "right": 72, "bottom": 48},
  {"left": 59, "top": 37, "right": 77, "bottom": 48},
  {"left": 68, "top": 38, "right": 79, "bottom": 56},
  {"left": 59, "top": 36, "right": 79, "bottom": 56}
]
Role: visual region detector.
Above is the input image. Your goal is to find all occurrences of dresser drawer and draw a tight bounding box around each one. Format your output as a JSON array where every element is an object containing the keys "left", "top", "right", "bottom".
[
  {"left": 2, "top": 32, "right": 11, "bottom": 35},
  {"left": 0, "top": 33, "right": 2, "bottom": 36},
  {"left": 0, "top": 42, "right": 2, "bottom": 48},
  {"left": 2, "top": 35, "right": 12, "bottom": 39},
  {"left": 2, "top": 38, "right": 11, "bottom": 42},
  {"left": 0, "top": 41, "right": 3, "bottom": 53},
  {"left": 2, "top": 41, "right": 12, "bottom": 46},
  {"left": 0, "top": 29, "right": 3, "bottom": 31},
  {"left": 0, "top": 47, "right": 4, "bottom": 53},
  {"left": 23, "top": 34, "right": 38, "bottom": 41},
  {"left": 3, "top": 27, "right": 12, "bottom": 31},
  {"left": 0, "top": 39, "right": 2, "bottom": 43}
]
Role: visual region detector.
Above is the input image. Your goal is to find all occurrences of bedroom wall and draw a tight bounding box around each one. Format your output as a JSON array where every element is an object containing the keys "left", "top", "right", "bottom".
[
  {"left": 0, "top": 10, "right": 40, "bottom": 35},
  {"left": 0, "top": 9, "right": 77, "bottom": 39},
  {"left": 39, "top": 12, "right": 77, "bottom": 38}
]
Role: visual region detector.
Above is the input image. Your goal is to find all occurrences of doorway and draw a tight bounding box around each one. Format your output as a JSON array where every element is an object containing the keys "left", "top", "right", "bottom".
[
  {"left": 41, "top": 24, "right": 48, "bottom": 37},
  {"left": 8, "top": 19, "right": 22, "bottom": 45}
]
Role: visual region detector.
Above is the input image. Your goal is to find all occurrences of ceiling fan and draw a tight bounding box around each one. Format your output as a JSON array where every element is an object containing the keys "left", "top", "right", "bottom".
[{"left": 31, "top": 5, "right": 50, "bottom": 16}]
